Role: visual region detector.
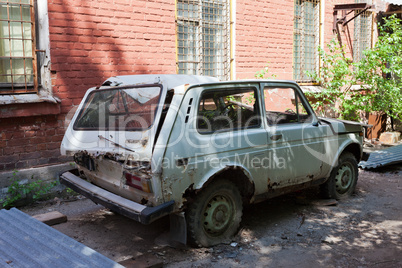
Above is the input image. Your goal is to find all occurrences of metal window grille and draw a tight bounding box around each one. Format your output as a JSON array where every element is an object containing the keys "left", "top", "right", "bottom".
[
  {"left": 176, "top": 0, "right": 230, "bottom": 80},
  {"left": 353, "top": 0, "right": 372, "bottom": 62},
  {"left": 0, "top": 0, "right": 37, "bottom": 94},
  {"left": 293, "top": 0, "right": 320, "bottom": 82}
]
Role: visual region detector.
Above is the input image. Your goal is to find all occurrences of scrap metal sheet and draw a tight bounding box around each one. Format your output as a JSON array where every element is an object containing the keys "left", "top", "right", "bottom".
[
  {"left": 0, "top": 208, "right": 123, "bottom": 268},
  {"left": 359, "top": 144, "right": 402, "bottom": 169}
]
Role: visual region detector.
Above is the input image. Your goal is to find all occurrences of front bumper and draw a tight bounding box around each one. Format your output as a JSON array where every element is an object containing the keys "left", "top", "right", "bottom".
[{"left": 59, "top": 169, "right": 174, "bottom": 224}]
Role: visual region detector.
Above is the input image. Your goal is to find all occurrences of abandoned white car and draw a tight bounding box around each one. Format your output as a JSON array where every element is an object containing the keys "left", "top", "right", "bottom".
[{"left": 60, "top": 74, "right": 364, "bottom": 247}]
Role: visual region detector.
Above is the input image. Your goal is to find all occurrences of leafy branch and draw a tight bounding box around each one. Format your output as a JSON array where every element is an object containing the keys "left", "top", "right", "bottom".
[
  {"left": 255, "top": 62, "right": 277, "bottom": 80},
  {"left": 306, "top": 15, "right": 402, "bottom": 121}
]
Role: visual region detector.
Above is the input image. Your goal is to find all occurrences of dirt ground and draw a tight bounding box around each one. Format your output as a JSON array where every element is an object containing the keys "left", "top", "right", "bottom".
[{"left": 22, "top": 165, "right": 402, "bottom": 268}]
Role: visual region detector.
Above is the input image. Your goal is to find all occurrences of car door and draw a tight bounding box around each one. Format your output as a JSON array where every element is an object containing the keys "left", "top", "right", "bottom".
[
  {"left": 262, "top": 82, "right": 326, "bottom": 189},
  {"left": 162, "top": 82, "right": 270, "bottom": 196},
  {"left": 194, "top": 83, "right": 269, "bottom": 195}
]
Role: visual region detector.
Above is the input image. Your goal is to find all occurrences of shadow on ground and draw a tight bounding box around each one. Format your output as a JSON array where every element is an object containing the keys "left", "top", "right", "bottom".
[{"left": 22, "top": 165, "right": 402, "bottom": 267}]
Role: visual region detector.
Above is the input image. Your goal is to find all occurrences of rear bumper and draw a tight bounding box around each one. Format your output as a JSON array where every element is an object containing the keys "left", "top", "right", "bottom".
[{"left": 59, "top": 169, "right": 174, "bottom": 224}]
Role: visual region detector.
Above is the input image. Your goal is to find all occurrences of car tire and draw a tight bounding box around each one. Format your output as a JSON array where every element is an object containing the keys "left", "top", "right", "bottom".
[
  {"left": 186, "top": 179, "right": 243, "bottom": 247},
  {"left": 322, "top": 152, "right": 358, "bottom": 200}
]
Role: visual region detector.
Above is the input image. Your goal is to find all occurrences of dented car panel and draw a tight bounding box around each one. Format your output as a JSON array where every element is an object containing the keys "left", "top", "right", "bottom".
[
  {"left": 60, "top": 75, "right": 363, "bottom": 242},
  {"left": 161, "top": 84, "right": 269, "bottom": 203}
]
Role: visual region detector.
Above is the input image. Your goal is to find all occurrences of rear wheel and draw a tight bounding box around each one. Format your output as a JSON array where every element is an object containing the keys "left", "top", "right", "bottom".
[
  {"left": 322, "top": 152, "right": 358, "bottom": 199},
  {"left": 186, "top": 180, "right": 243, "bottom": 247}
]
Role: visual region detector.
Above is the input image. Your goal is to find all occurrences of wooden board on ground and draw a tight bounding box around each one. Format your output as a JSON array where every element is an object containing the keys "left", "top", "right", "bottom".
[
  {"left": 119, "top": 254, "right": 163, "bottom": 268},
  {"left": 33, "top": 211, "right": 67, "bottom": 226},
  {"left": 311, "top": 199, "right": 338, "bottom": 206}
]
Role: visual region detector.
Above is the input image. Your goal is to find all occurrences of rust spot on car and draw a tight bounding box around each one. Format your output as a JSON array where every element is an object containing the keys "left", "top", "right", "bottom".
[
  {"left": 141, "top": 138, "right": 148, "bottom": 147},
  {"left": 140, "top": 198, "right": 148, "bottom": 205},
  {"left": 182, "top": 183, "right": 196, "bottom": 205},
  {"left": 268, "top": 181, "right": 280, "bottom": 191}
]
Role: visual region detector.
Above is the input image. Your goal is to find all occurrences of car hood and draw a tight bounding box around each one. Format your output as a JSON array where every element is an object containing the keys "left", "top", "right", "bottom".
[{"left": 319, "top": 117, "right": 366, "bottom": 134}]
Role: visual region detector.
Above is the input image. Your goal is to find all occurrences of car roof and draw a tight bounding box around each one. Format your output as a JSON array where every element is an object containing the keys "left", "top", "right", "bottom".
[{"left": 102, "top": 74, "right": 220, "bottom": 90}]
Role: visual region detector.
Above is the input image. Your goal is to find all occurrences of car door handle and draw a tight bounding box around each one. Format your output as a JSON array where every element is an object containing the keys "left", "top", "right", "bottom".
[{"left": 270, "top": 134, "right": 282, "bottom": 141}]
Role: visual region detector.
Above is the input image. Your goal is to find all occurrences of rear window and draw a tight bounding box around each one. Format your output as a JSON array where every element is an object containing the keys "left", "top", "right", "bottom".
[{"left": 73, "top": 85, "right": 162, "bottom": 131}]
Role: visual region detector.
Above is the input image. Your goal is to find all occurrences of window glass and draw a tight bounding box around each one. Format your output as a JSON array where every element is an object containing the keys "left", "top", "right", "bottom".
[
  {"left": 74, "top": 86, "right": 162, "bottom": 131},
  {"left": 293, "top": 0, "right": 320, "bottom": 82},
  {"left": 0, "top": 0, "right": 36, "bottom": 94},
  {"left": 353, "top": 14, "right": 372, "bottom": 62},
  {"left": 177, "top": 0, "right": 230, "bottom": 80},
  {"left": 264, "top": 87, "right": 312, "bottom": 125},
  {"left": 197, "top": 88, "right": 260, "bottom": 133},
  {"left": 353, "top": 0, "right": 373, "bottom": 62}
]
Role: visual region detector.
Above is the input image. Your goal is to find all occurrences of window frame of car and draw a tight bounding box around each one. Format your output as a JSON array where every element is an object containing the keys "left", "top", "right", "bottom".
[
  {"left": 261, "top": 81, "right": 319, "bottom": 127},
  {"left": 195, "top": 83, "right": 263, "bottom": 135}
]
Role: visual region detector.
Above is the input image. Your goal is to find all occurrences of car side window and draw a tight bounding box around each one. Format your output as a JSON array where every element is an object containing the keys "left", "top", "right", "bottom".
[
  {"left": 263, "top": 87, "right": 313, "bottom": 125},
  {"left": 197, "top": 87, "right": 260, "bottom": 133}
]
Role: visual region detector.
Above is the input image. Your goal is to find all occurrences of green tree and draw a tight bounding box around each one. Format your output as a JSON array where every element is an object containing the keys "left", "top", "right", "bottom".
[
  {"left": 305, "top": 39, "right": 354, "bottom": 118},
  {"left": 355, "top": 15, "right": 402, "bottom": 121},
  {"left": 307, "top": 15, "right": 402, "bottom": 122}
]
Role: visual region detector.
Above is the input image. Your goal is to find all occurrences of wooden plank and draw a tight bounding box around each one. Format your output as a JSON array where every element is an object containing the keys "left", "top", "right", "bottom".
[
  {"left": 32, "top": 211, "right": 67, "bottom": 226},
  {"left": 119, "top": 254, "right": 163, "bottom": 268},
  {"left": 311, "top": 199, "right": 338, "bottom": 207}
]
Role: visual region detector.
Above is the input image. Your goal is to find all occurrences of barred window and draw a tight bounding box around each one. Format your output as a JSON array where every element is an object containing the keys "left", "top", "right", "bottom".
[
  {"left": 176, "top": 0, "right": 230, "bottom": 80},
  {"left": 353, "top": 1, "right": 372, "bottom": 62},
  {"left": 0, "top": 0, "right": 37, "bottom": 94},
  {"left": 293, "top": 0, "right": 320, "bottom": 82}
]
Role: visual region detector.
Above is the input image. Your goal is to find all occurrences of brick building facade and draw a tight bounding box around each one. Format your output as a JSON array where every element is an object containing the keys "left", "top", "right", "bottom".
[{"left": 0, "top": 0, "right": 391, "bottom": 174}]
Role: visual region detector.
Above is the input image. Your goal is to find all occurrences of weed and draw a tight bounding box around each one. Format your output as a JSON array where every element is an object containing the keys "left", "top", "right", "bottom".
[
  {"left": 0, "top": 171, "right": 59, "bottom": 209},
  {"left": 255, "top": 62, "right": 277, "bottom": 80}
]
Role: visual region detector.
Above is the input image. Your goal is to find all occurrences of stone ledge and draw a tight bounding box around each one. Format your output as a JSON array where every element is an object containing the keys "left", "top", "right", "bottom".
[{"left": 0, "top": 162, "right": 75, "bottom": 189}]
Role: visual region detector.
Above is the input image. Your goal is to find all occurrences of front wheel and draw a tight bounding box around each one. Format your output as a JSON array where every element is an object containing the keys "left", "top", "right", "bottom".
[
  {"left": 186, "top": 180, "right": 243, "bottom": 247},
  {"left": 322, "top": 152, "right": 358, "bottom": 200}
]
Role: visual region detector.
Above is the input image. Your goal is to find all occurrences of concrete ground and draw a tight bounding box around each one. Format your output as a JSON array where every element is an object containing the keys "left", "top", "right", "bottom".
[{"left": 22, "top": 165, "right": 402, "bottom": 268}]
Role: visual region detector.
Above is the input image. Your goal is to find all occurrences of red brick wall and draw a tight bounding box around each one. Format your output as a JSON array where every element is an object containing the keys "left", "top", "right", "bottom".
[
  {"left": 0, "top": 116, "right": 69, "bottom": 170},
  {"left": 48, "top": 0, "right": 177, "bottom": 115},
  {"left": 235, "top": 0, "right": 359, "bottom": 80},
  {"left": 0, "top": 0, "right": 176, "bottom": 172},
  {"left": 235, "top": 0, "right": 294, "bottom": 80},
  {"left": 324, "top": 0, "right": 357, "bottom": 59}
]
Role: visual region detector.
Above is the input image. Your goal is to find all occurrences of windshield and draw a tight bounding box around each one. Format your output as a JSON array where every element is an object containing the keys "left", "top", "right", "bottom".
[{"left": 73, "top": 84, "right": 162, "bottom": 131}]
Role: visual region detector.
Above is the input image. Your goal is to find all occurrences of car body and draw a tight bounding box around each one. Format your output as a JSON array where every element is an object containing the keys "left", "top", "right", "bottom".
[{"left": 60, "top": 74, "right": 363, "bottom": 247}]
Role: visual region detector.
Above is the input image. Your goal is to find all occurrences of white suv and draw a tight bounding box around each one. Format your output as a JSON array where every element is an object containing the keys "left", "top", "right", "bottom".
[{"left": 60, "top": 74, "right": 363, "bottom": 247}]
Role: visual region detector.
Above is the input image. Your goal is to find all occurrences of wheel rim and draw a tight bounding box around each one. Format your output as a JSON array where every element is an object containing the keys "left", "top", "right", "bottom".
[
  {"left": 335, "top": 163, "right": 354, "bottom": 194},
  {"left": 202, "top": 194, "right": 234, "bottom": 236}
]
